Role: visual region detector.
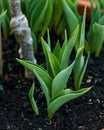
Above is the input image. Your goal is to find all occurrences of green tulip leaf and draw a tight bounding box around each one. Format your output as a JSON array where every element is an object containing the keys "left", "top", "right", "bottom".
[
  {"left": 60, "top": 25, "right": 79, "bottom": 69},
  {"left": 52, "top": 0, "right": 63, "bottom": 29},
  {"left": 33, "top": 69, "right": 51, "bottom": 105},
  {"left": 48, "top": 51, "right": 61, "bottom": 77},
  {"left": 98, "top": 15, "right": 104, "bottom": 25},
  {"left": 53, "top": 40, "right": 61, "bottom": 59},
  {"left": 63, "top": 0, "right": 79, "bottom": 33},
  {"left": 30, "top": 0, "right": 48, "bottom": 33},
  {"left": 93, "top": 23, "right": 104, "bottom": 56},
  {"left": 27, "top": 0, "right": 39, "bottom": 18},
  {"left": 73, "top": 46, "right": 84, "bottom": 90},
  {"left": 39, "top": 1, "right": 53, "bottom": 37},
  {"left": 16, "top": 58, "right": 52, "bottom": 91},
  {"left": 73, "top": 46, "right": 90, "bottom": 90},
  {"left": 0, "top": 10, "right": 7, "bottom": 22},
  {"left": 52, "top": 61, "right": 75, "bottom": 99},
  {"left": 41, "top": 37, "right": 53, "bottom": 75},
  {"left": 59, "top": 30, "right": 68, "bottom": 62},
  {"left": 32, "top": 0, "right": 48, "bottom": 34},
  {"left": 79, "top": 8, "right": 86, "bottom": 48},
  {"left": 48, "top": 87, "right": 91, "bottom": 118},
  {"left": 29, "top": 83, "right": 39, "bottom": 115}
]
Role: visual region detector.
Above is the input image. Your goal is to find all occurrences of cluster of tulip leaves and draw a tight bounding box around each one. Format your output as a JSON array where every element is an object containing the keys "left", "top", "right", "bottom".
[
  {"left": 17, "top": 11, "right": 91, "bottom": 118},
  {"left": 63, "top": 0, "right": 104, "bottom": 57},
  {"left": 1, "top": 0, "right": 104, "bottom": 56}
]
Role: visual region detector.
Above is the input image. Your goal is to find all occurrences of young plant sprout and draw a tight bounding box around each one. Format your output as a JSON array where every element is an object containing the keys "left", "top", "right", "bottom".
[
  {"left": 63, "top": 0, "right": 104, "bottom": 57},
  {"left": 17, "top": 26, "right": 91, "bottom": 118}
]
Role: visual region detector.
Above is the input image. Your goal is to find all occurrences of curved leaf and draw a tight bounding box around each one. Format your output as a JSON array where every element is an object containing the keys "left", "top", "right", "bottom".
[
  {"left": 33, "top": 69, "right": 51, "bottom": 105},
  {"left": 29, "top": 83, "right": 39, "bottom": 115},
  {"left": 16, "top": 58, "right": 52, "bottom": 91},
  {"left": 31, "top": 0, "right": 48, "bottom": 34},
  {"left": 48, "top": 87, "right": 91, "bottom": 118}
]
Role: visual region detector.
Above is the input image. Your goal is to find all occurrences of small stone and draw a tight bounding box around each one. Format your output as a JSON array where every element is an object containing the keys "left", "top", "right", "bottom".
[
  {"left": 7, "top": 125, "right": 11, "bottom": 129},
  {"left": 86, "top": 79, "right": 91, "bottom": 83},
  {"left": 29, "top": 122, "right": 32, "bottom": 126},
  {"left": 96, "top": 98, "right": 100, "bottom": 103},
  {"left": 38, "top": 128, "right": 42, "bottom": 130}
]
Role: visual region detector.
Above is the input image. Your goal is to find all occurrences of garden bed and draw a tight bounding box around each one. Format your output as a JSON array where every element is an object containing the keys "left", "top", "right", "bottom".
[{"left": 0, "top": 35, "right": 104, "bottom": 130}]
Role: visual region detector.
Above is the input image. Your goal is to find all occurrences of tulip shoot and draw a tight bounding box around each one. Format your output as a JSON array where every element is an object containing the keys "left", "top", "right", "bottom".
[{"left": 17, "top": 27, "right": 91, "bottom": 118}]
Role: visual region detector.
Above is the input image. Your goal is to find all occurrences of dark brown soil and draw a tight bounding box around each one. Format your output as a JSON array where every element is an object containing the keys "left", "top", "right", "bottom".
[{"left": 0, "top": 36, "right": 104, "bottom": 130}]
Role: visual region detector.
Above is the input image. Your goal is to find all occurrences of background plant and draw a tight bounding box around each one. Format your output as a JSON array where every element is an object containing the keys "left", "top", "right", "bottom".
[
  {"left": 21, "top": 0, "right": 53, "bottom": 40},
  {"left": 49, "top": 0, "right": 67, "bottom": 37},
  {"left": 0, "top": 0, "right": 53, "bottom": 52},
  {"left": 0, "top": 0, "right": 11, "bottom": 39},
  {"left": 0, "top": 11, "right": 6, "bottom": 93},
  {"left": 87, "top": 0, "right": 104, "bottom": 57},
  {"left": 63, "top": 0, "right": 104, "bottom": 57},
  {"left": 0, "top": 10, "right": 7, "bottom": 76},
  {"left": 17, "top": 26, "right": 91, "bottom": 118},
  {"left": 72, "top": 8, "right": 90, "bottom": 90},
  {"left": 99, "top": 0, "right": 104, "bottom": 9},
  {"left": 50, "top": 0, "right": 78, "bottom": 38}
]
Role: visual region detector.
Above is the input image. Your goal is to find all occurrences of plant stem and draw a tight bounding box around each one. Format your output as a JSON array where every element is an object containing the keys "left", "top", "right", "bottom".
[{"left": 10, "top": 0, "right": 36, "bottom": 78}]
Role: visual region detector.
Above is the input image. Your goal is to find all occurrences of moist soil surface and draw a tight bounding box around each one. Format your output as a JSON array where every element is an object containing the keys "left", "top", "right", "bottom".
[{"left": 0, "top": 36, "right": 104, "bottom": 130}]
